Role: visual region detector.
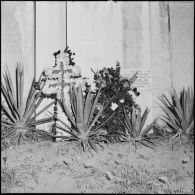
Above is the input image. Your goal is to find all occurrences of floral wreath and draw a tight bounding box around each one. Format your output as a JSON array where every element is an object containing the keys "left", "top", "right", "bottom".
[{"left": 42, "top": 47, "right": 89, "bottom": 100}]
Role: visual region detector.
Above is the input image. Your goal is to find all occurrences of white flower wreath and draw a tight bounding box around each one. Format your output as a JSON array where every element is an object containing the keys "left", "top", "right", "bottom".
[{"left": 42, "top": 49, "right": 89, "bottom": 140}]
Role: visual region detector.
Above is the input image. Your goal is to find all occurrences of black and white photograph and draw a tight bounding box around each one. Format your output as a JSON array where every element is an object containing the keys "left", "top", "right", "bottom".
[{"left": 1, "top": 1, "right": 194, "bottom": 193}]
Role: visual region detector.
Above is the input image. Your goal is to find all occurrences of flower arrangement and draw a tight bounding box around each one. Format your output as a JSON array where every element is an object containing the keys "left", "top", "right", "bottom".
[
  {"left": 92, "top": 62, "right": 140, "bottom": 142},
  {"left": 41, "top": 47, "right": 90, "bottom": 140},
  {"left": 42, "top": 47, "right": 89, "bottom": 102}
]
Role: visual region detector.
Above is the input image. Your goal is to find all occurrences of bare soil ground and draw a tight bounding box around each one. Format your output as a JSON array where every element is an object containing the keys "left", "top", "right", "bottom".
[{"left": 1, "top": 139, "right": 194, "bottom": 194}]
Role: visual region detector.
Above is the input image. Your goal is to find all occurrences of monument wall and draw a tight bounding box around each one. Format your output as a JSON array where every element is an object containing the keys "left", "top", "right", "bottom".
[{"left": 1, "top": 1, "right": 194, "bottom": 126}]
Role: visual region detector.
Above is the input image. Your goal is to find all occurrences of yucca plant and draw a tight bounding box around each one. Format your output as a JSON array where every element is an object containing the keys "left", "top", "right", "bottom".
[
  {"left": 54, "top": 85, "right": 116, "bottom": 152},
  {"left": 158, "top": 87, "right": 194, "bottom": 144},
  {"left": 1, "top": 63, "right": 55, "bottom": 145},
  {"left": 118, "top": 106, "right": 158, "bottom": 150}
]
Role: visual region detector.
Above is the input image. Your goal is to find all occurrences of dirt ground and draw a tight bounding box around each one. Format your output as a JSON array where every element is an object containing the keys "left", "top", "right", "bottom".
[{"left": 1, "top": 138, "right": 194, "bottom": 194}]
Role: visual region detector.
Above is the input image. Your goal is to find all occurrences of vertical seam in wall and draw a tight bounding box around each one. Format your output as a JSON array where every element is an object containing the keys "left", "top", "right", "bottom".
[
  {"left": 148, "top": 2, "right": 154, "bottom": 115},
  {"left": 149, "top": 2, "right": 152, "bottom": 81},
  {"left": 121, "top": 2, "right": 126, "bottom": 69},
  {"left": 34, "top": 1, "right": 36, "bottom": 79},
  {"left": 65, "top": 1, "right": 67, "bottom": 48},
  {"left": 34, "top": 1, "right": 36, "bottom": 125},
  {"left": 167, "top": 2, "right": 174, "bottom": 89},
  {"left": 121, "top": 2, "right": 124, "bottom": 70}
]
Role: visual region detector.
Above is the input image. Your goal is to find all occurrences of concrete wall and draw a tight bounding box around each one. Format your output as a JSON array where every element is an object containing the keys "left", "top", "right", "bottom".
[
  {"left": 170, "top": 1, "right": 194, "bottom": 93},
  {"left": 35, "top": 1, "right": 67, "bottom": 130},
  {"left": 150, "top": 1, "right": 194, "bottom": 119},
  {"left": 1, "top": 1, "right": 35, "bottom": 100},
  {"left": 36, "top": 1, "right": 67, "bottom": 78},
  {"left": 68, "top": 1, "right": 193, "bottom": 122},
  {"left": 67, "top": 1, "right": 123, "bottom": 89},
  {"left": 1, "top": 1, "right": 194, "bottom": 124},
  {"left": 121, "top": 1, "right": 153, "bottom": 123},
  {"left": 150, "top": 2, "right": 172, "bottom": 120}
]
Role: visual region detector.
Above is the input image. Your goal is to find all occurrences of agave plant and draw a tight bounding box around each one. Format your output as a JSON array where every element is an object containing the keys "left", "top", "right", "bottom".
[
  {"left": 158, "top": 87, "right": 194, "bottom": 143},
  {"left": 1, "top": 63, "right": 55, "bottom": 145},
  {"left": 54, "top": 85, "right": 116, "bottom": 152},
  {"left": 118, "top": 106, "right": 158, "bottom": 150}
]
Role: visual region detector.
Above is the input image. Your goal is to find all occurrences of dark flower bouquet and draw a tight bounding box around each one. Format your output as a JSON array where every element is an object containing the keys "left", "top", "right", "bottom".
[{"left": 92, "top": 62, "right": 140, "bottom": 142}]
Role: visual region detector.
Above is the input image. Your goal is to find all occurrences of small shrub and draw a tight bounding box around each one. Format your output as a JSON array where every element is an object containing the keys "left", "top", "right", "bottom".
[
  {"left": 118, "top": 106, "right": 158, "bottom": 150},
  {"left": 1, "top": 64, "right": 55, "bottom": 145},
  {"left": 54, "top": 86, "right": 116, "bottom": 152},
  {"left": 159, "top": 87, "right": 194, "bottom": 145}
]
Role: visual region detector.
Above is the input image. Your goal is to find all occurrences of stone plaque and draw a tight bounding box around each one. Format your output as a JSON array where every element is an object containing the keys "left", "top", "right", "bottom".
[{"left": 122, "top": 69, "right": 152, "bottom": 89}]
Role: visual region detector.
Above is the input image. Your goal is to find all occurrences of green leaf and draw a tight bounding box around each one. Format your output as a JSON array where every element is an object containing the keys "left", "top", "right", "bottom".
[
  {"left": 24, "top": 78, "right": 36, "bottom": 115},
  {"left": 123, "top": 107, "right": 132, "bottom": 130},
  {"left": 131, "top": 108, "right": 136, "bottom": 132},
  {"left": 87, "top": 105, "right": 104, "bottom": 133},
  {"left": 89, "top": 111, "right": 116, "bottom": 136},
  {"left": 81, "top": 139, "right": 88, "bottom": 152},
  {"left": 3, "top": 71, "right": 19, "bottom": 119},
  {"left": 75, "top": 86, "right": 84, "bottom": 133},
  {"left": 1, "top": 102, "right": 16, "bottom": 123},
  {"left": 56, "top": 124, "right": 79, "bottom": 138},
  {"left": 87, "top": 88, "right": 101, "bottom": 128},
  {"left": 1, "top": 83, "right": 18, "bottom": 121},
  {"left": 35, "top": 100, "right": 55, "bottom": 118},
  {"left": 1, "top": 129, "right": 16, "bottom": 139},
  {"left": 59, "top": 99, "right": 77, "bottom": 130},
  {"left": 129, "top": 71, "right": 138, "bottom": 84},
  {"left": 69, "top": 87, "right": 77, "bottom": 119},
  {"left": 29, "top": 117, "right": 54, "bottom": 127},
  {"left": 88, "top": 139, "right": 98, "bottom": 152},
  {"left": 173, "top": 88, "right": 184, "bottom": 119},
  {"left": 140, "top": 108, "right": 150, "bottom": 133},
  {"left": 139, "top": 118, "right": 157, "bottom": 138},
  {"left": 124, "top": 120, "right": 135, "bottom": 138},
  {"left": 84, "top": 89, "right": 92, "bottom": 130},
  {"left": 56, "top": 117, "right": 73, "bottom": 132},
  {"left": 140, "top": 141, "right": 155, "bottom": 150},
  {"left": 117, "top": 116, "right": 134, "bottom": 138},
  {"left": 18, "top": 133, "right": 23, "bottom": 145},
  {"left": 135, "top": 109, "right": 141, "bottom": 136}
]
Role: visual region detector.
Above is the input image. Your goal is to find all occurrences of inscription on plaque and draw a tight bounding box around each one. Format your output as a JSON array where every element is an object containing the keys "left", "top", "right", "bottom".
[{"left": 122, "top": 69, "right": 152, "bottom": 89}]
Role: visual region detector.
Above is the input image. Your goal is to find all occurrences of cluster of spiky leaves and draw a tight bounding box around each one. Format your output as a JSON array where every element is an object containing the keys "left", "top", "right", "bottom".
[
  {"left": 118, "top": 106, "right": 158, "bottom": 150},
  {"left": 1, "top": 64, "right": 55, "bottom": 145},
  {"left": 92, "top": 62, "right": 140, "bottom": 142},
  {"left": 55, "top": 86, "right": 116, "bottom": 152},
  {"left": 159, "top": 87, "right": 194, "bottom": 144}
]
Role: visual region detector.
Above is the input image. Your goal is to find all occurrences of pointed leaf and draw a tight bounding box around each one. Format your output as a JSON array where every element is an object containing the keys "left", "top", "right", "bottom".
[
  {"left": 87, "top": 105, "right": 104, "bottom": 133},
  {"left": 59, "top": 99, "right": 77, "bottom": 130},
  {"left": 124, "top": 107, "right": 132, "bottom": 130},
  {"left": 88, "top": 139, "right": 98, "bottom": 152},
  {"left": 140, "top": 108, "right": 150, "bottom": 132},
  {"left": 84, "top": 89, "right": 92, "bottom": 129},
  {"left": 89, "top": 111, "right": 116, "bottom": 136},
  {"left": 76, "top": 86, "right": 84, "bottom": 132},
  {"left": 87, "top": 88, "right": 101, "bottom": 128}
]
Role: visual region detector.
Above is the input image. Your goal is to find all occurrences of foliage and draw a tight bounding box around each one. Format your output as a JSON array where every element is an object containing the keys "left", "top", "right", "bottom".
[
  {"left": 158, "top": 87, "right": 194, "bottom": 144},
  {"left": 150, "top": 124, "right": 170, "bottom": 141},
  {"left": 55, "top": 86, "right": 116, "bottom": 152},
  {"left": 92, "top": 62, "right": 140, "bottom": 142},
  {"left": 118, "top": 106, "right": 158, "bottom": 150},
  {"left": 1, "top": 63, "right": 55, "bottom": 145}
]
